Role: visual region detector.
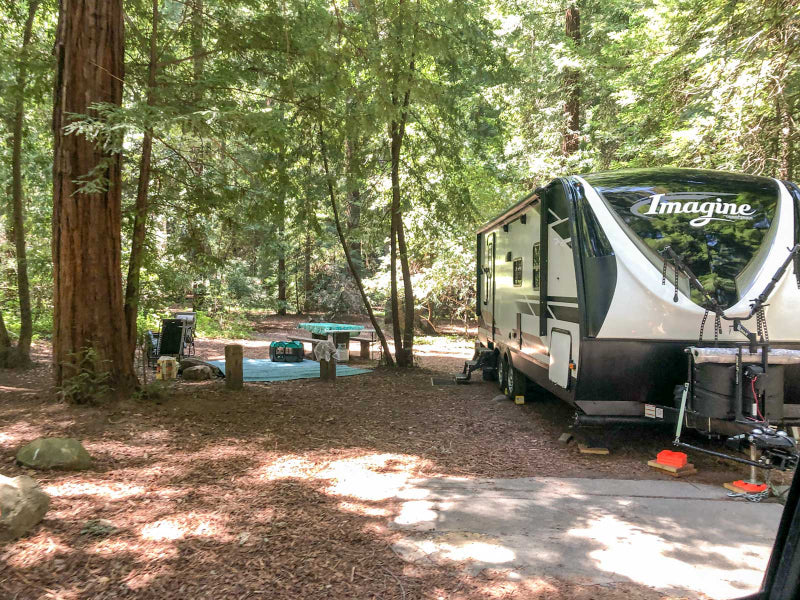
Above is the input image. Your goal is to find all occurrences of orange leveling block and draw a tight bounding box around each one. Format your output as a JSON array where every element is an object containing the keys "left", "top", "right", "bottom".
[
  {"left": 648, "top": 450, "right": 697, "bottom": 478},
  {"left": 724, "top": 480, "right": 768, "bottom": 494}
]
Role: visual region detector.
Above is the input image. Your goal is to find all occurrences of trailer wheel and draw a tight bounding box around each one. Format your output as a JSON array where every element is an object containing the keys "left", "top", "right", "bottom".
[
  {"left": 497, "top": 354, "right": 508, "bottom": 393},
  {"left": 506, "top": 356, "right": 527, "bottom": 399}
]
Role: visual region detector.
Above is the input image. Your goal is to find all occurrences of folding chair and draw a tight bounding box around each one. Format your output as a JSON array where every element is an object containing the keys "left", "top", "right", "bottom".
[
  {"left": 173, "top": 311, "right": 197, "bottom": 356},
  {"left": 149, "top": 319, "right": 187, "bottom": 364}
]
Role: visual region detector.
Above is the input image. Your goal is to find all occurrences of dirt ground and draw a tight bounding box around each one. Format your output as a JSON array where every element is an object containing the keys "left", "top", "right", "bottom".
[{"left": 0, "top": 317, "right": 786, "bottom": 599}]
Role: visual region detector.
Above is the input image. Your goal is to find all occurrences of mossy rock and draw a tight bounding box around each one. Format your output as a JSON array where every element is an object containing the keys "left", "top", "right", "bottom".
[{"left": 16, "top": 438, "right": 92, "bottom": 471}]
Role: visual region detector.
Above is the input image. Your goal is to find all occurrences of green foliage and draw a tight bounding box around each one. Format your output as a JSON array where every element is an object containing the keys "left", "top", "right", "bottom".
[
  {"left": 133, "top": 381, "right": 170, "bottom": 404},
  {"left": 57, "top": 347, "right": 112, "bottom": 405},
  {"left": 194, "top": 310, "right": 252, "bottom": 339},
  {"left": 1, "top": 0, "right": 796, "bottom": 356}
]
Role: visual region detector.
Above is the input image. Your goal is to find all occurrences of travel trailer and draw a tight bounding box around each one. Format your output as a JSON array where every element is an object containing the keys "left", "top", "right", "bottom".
[{"left": 472, "top": 168, "right": 800, "bottom": 455}]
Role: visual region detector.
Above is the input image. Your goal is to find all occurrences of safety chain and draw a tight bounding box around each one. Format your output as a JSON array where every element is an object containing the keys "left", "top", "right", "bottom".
[
  {"left": 726, "top": 489, "right": 770, "bottom": 502},
  {"left": 714, "top": 313, "right": 722, "bottom": 342},
  {"left": 673, "top": 260, "right": 679, "bottom": 303},
  {"left": 661, "top": 258, "right": 680, "bottom": 302},
  {"left": 699, "top": 310, "right": 709, "bottom": 342},
  {"left": 756, "top": 306, "right": 769, "bottom": 343}
]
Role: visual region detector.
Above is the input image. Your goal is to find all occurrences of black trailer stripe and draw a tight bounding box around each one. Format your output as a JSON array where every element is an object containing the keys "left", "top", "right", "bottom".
[
  {"left": 548, "top": 305, "right": 580, "bottom": 323},
  {"left": 548, "top": 296, "right": 578, "bottom": 304},
  {"left": 552, "top": 220, "right": 571, "bottom": 240}
]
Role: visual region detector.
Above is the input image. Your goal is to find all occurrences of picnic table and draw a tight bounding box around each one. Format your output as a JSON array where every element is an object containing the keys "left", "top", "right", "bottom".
[
  {"left": 298, "top": 322, "right": 364, "bottom": 346},
  {"left": 292, "top": 323, "right": 375, "bottom": 360}
]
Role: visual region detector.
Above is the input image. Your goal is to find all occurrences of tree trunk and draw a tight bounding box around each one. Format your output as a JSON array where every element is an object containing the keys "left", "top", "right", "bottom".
[
  {"left": 389, "top": 203, "right": 403, "bottom": 359},
  {"left": 778, "top": 94, "right": 794, "bottom": 181},
  {"left": 277, "top": 196, "right": 287, "bottom": 315},
  {"left": 0, "top": 309, "right": 10, "bottom": 351},
  {"left": 389, "top": 83, "right": 415, "bottom": 368},
  {"left": 52, "top": 0, "right": 136, "bottom": 396},
  {"left": 124, "top": 0, "right": 159, "bottom": 365},
  {"left": 6, "top": 0, "right": 40, "bottom": 367},
  {"left": 303, "top": 228, "right": 312, "bottom": 313},
  {"left": 345, "top": 138, "right": 362, "bottom": 275},
  {"left": 562, "top": 5, "right": 581, "bottom": 156},
  {"left": 318, "top": 120, "right": 394, "bottom": 366}
]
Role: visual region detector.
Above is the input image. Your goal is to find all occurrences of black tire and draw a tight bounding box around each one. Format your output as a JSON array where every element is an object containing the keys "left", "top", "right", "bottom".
[
  {"left": 497, "top": 354, "right": 508, "bottom": 393},
  {"left": 506, "top": 356, "right": 528, "bottom": 399}
]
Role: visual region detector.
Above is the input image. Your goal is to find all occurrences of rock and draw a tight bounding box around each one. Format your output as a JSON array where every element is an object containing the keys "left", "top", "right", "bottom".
[
  {"left": 0, "top": 474, "right": 50, "bottom": 541},
  {"left": 179, "top": 358, "right": 223, "bottom": 377},
  {"left": 182, "top": 365, "right": 213, "bottom": 381},
  {"left": 16, "top": 438, "right": 91, "bottom": 471},
  {"left": 80, "top": 519, "right": 117, "bottom": 538}
]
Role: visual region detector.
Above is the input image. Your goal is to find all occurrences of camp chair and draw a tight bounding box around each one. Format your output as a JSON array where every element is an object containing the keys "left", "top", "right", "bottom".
[
  {"left": 173, "top": 311, "right": 197, "bottom": 356},
  {"left": 147, "top": 319, "right": 187, "bottom": 366}
]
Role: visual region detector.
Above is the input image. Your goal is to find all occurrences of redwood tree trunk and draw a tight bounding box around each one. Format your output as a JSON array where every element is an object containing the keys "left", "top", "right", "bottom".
[
  {"left": 562, "top": 5, "right": 581, "bottom": 156},
  {"left": 6, "top": 0, "right": 40, "bottom": 366},
  {"left": 124, "top": 0, "right": 159, "bottom": 365},
  {"left": 52, "top": 0, "right": 136, "bottom": 395}
]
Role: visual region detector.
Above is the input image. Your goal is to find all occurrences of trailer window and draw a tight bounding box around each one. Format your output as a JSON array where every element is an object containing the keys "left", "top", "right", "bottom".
[
  {"left": 583, "top": 169, "right": 779, "bottom": 308},
  {"left": 513, "top": 258, "right": 523, "bottom": 287},
  {"left": 532, "top": 243, "right": 541, "bottom": 290}
]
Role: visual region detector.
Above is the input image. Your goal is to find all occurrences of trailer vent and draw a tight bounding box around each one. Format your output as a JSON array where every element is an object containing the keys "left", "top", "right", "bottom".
[
  {"left": 503, "top": 224, "right": 509, "bottom": 232},
  {"left": 521, "top": 215, "right": 527, "bottom": 224},
  {"left": 506, "top": 251, "right": 512, "bottom": 262}
]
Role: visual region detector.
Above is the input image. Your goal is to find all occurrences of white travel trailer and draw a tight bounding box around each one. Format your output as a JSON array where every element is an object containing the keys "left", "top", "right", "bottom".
[{"left": 473, "top": 168, "right": 800, "bottom": 448}]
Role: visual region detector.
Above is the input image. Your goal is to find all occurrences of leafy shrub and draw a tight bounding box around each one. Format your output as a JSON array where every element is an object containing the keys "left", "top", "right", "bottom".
[
  {"left": 58, "top": 347, "right": 111, "bottom": 405},
  {"left": 133, "top": 381, "right": 170, "bottom": 403}
]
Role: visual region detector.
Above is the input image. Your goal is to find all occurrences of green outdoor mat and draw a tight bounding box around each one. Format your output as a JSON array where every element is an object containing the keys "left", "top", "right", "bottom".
[{"left": 207, "top": 358, "right": 371, "bottom": 382}]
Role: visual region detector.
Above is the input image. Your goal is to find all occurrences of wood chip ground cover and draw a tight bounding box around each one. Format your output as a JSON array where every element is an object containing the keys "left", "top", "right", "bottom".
[{"left": 0, "top": 323, "right": 775, "bottom": 599}]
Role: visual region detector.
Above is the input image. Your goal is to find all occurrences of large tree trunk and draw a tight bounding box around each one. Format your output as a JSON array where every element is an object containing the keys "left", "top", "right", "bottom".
[
  {"left": 389, "top": 83, "right": 415, "bottom": 368},
  {"left": 5, "top": 0, "right": 40, "bottom": 367},
  {"left": 124, "top": 0, "right": 159, "bottom": 365},
  {"left": 562, "top": 5, "right": 581, "bottom": 156},
  {"left": 318, "top": 120, "right": 394, "bottom": 366},
  {"left": 389, "top": 203, "right": 403, "bottom": 359},
  {"left": 52, "top": 0, "right": 136, "bottom": 396}
]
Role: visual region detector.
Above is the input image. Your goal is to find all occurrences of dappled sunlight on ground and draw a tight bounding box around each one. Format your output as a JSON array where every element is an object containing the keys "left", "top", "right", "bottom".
[
  {"left": 568, "top": 512, "right": 771, "bottom": 598},
  {"left": 0, "top": 335, "right": 778, "bottom": 599}
]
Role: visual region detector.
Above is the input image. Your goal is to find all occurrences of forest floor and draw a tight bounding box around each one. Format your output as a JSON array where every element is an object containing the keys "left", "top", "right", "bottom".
[{"left": 0, "top": 315, "right": 789, "bottom": 599}]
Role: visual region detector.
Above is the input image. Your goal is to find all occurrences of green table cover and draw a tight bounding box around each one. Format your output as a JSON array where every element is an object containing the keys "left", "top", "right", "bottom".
[{"left": 298, "top": 322, "right": 365, "bottom": 336}]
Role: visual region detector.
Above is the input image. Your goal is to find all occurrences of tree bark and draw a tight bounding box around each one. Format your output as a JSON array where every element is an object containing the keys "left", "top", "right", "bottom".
[
  {"left": 562, "top": 5, "right": 581, "bottom": 156},
  {"left": 389, "top": 200, "right": 403, "bottom": 359},
  {"left": 303, "top": 228, "right": 312, "bottom": 313},
  {"left": 345, "top": 138, "right": 362, "bottom": 275},
  {"left": 52, "top": 0, "right": 136, "bottom": 395},
  {"left": 124, "top": 0, "right": 159, "bottom": 365},
  {"left": 389, "top": 83, "right": 415, "bottom": 368},
  {"left": 277, "top": 193, "right": 287, "bottom": 315},
  {"left": 778, "top": 93, "right": 794, "bottom": 181},
  {"left": 0, "top": 309, "right": 10, "bottom": 351},
  {"left": 318, "top": 120, "right": 394, "bottom": 366},
  {"left": 6, "top": 0, "right": 40, "bottom": 367}
]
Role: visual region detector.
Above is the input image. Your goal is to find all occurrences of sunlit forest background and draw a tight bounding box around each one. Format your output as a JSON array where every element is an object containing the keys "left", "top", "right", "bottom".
[{"left": 0, "top": 0, "right": 796, "bottom": 350}]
